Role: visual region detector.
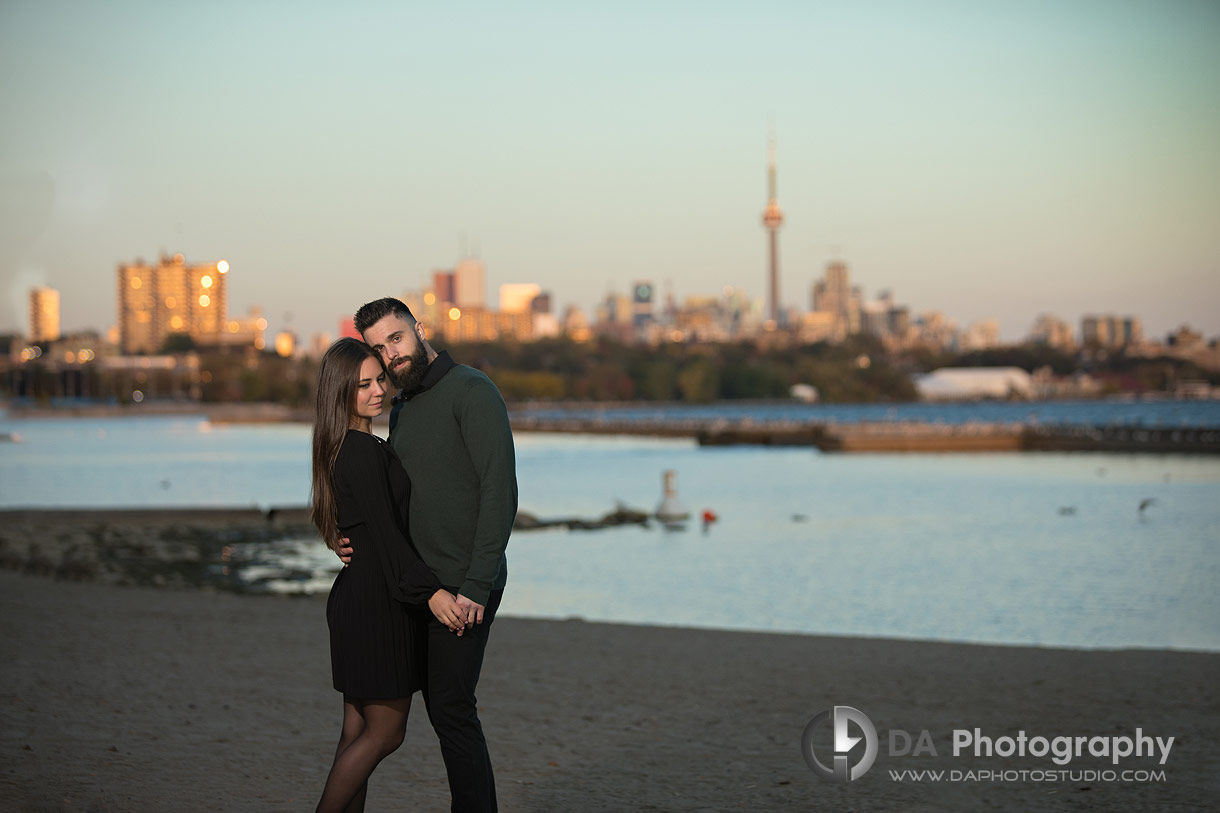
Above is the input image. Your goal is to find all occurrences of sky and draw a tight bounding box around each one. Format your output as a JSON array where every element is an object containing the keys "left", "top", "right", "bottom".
[{"left": 1, "top": 0, "right": 1218, "bottom": 343}]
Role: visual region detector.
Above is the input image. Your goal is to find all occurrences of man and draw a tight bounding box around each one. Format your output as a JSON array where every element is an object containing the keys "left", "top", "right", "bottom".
[{"left": 340, "top": 297, "right": 516, "bottom": 812}]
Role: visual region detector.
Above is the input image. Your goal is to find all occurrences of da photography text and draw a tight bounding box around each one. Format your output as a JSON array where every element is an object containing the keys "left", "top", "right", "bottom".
[{"left": 801, "top": 706, "right": 1175, "bottom": 784}]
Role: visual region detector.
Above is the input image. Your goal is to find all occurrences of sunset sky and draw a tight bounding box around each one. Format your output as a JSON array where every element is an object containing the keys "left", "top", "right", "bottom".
[{"left": 2, "top": 0, "right": 1217, "bottom": 342}]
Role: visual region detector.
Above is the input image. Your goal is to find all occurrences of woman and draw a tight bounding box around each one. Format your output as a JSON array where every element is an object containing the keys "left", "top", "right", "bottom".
[{"left": 310, "top": 337, "right": 465, "bottom": 813}]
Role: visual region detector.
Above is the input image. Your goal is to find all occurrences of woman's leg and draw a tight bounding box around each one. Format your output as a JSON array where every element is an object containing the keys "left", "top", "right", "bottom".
[
  {"left": 317, "top": 696, "right": 411, "bottom": 813},
  {"left": 334, "top": 700, "right": 368, "bottom": 813}
]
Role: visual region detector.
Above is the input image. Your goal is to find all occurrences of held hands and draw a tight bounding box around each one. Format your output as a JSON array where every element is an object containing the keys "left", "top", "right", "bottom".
[
  {"left": 334, "top": 535, "right": 477, "bottom": 636},
  {"left": 429, "top": 590, "right": 466, "bottom": 635},
  {"left": 454, "top": 593, "right": 486, "bottom": 627}
]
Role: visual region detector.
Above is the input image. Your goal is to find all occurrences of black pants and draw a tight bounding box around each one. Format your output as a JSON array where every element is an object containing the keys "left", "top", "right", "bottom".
[{"left": 421, "top": 588, "right": 503, "bottom": 813}]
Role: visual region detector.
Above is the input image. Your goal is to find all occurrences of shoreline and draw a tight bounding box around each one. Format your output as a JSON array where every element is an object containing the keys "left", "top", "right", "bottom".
[
  {"left": 3, "top": 505, "right": 1218, "bottom": 655},
  {"left": 2, "top": 569, "right": 1217, "bottom": 811},
  {"left": 5, "top": 401, "right": 1218, "bottom": 453}
]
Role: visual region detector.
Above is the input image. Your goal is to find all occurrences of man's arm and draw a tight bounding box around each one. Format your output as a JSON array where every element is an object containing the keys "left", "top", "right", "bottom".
[{"left": 454, "top": 377, "right": 517, "bottom": 621}]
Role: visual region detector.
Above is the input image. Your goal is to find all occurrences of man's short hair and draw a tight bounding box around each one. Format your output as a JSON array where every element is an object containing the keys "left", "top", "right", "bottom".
[{"left": 354, "top": 298, "right": 416, "bottom": 335}]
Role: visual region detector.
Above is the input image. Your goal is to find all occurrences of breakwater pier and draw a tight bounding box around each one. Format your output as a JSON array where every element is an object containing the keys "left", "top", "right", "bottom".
[{"left": 509, "top": 415, "right": 1220, "bottom": 453}]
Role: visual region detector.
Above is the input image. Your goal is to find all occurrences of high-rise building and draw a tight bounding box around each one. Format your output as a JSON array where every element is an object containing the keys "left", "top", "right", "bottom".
[
  {"left": 454, "top": 259, "right": 485, "bottom": 309},
  {"left": 811, "top": 261, "right": 861, "bottom": 340},
  {"left": 860, "top": 301, "right": 889, "bottom": 337},
  {"left": 432, "top": 270, "right": 456, "bottom": 304},
  {"left": 632, "top": 281, "right": 654, "bottom": 327},
  {"left": 887, "top": 306, "right": 911, "bottom": 339},
  {"left": 1082, "top": 314, "right": 1141, "bottom": 349},
  {"left": 1119, "top": 316, "right": 1142, "bottom": 346},
  {"left": 117, "top": 253, "right": 229, "bottom": 353},
  {"left": 499, "top": 283, "right": 541, "bottom": 314},
  {"left": 531, "top": 292, "right": 552, "bottom": 314},
  {"left": 1081, "top": 315, "right": 1109, "bottom": 347},
  {"left": 29, "top": 287, "right": 60, "bottom": 342}
]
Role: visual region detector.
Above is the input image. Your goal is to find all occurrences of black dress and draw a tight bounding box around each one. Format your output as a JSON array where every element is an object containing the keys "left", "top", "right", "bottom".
[{"left": 326, "top": 429, "right": 440, "bottom": 699}]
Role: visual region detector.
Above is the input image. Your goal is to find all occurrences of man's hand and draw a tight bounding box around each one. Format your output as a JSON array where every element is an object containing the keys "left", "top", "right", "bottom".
[
  {"left": 454, "top": 593, "right": 486, "bottom": 627},
  {"left": 429, "top": 590, "right": 465, "bottom": 635},
  {"left": 336, "top": 536, "right": 353, "bottom": 566}
]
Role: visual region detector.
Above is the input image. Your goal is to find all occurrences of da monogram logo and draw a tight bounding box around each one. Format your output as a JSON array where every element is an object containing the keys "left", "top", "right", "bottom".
[{"left": 801, "top": 706, "right": 879, "bottom": 783}]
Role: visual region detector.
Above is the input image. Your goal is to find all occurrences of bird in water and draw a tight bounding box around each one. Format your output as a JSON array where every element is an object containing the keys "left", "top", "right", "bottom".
[{"left": 1138, "top": 498, "right": 1157, "bottom": 513}]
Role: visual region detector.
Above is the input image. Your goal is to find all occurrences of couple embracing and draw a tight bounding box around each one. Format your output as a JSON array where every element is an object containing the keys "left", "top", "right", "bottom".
[{"left": 309, "top": 297, "right": 516, "bottom": 812}]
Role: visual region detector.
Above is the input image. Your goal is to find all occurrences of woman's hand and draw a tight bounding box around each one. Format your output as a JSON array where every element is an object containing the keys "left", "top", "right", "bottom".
[
  {"left": 429, "top": 590, "right": 465, "bottom": 635},
  {"left": 336, "top": 535, "right": 353, "bottom": 566}
]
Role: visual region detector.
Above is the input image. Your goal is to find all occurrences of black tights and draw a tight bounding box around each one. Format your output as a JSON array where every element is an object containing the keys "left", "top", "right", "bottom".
[{"left": 316, "top": 696, "right": 411, "bottom": 813}]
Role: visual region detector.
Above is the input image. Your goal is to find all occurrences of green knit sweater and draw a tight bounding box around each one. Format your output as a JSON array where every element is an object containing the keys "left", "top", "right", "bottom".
[{"left": 388, "top": 359, "right": 516, "bottom": 606}]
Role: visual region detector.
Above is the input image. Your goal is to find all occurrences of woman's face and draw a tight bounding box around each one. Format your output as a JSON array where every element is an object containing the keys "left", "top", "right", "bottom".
[{"left": 352, "top": 356, "right": 388, "bottom": 421}]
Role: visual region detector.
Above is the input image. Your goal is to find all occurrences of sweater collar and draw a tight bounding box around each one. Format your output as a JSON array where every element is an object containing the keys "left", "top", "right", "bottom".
[{"left": 395, "top": 350, "right": 455, "bottom": 403}]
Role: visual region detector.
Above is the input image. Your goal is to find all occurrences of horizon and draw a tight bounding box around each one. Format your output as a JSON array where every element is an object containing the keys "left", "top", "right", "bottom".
[{"left": 2, "top": 0, "right": 1218, "bottom": 343}]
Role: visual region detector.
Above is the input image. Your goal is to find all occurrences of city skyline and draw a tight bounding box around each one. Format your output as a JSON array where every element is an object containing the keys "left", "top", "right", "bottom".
[
  {"left": 2, "top": 1, "right": 1218, "bottom": 343},
  {"left": 25, "top": 252, "right": 1205, "bottom": 357}
]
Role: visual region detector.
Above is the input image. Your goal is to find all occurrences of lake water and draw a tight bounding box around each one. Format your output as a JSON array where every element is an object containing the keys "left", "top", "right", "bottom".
[{"left": 2, "top": 410, "right": 1218, "bottom": 651}]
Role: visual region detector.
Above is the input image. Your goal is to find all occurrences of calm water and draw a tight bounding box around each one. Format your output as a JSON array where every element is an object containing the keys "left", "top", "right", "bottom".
[{"left": 2, "top": 411, "right": 1218, "bottom": 651}]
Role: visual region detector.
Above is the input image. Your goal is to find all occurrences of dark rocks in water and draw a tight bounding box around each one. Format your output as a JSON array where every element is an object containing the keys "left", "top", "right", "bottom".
[
  {"left": 513, "top": 506, "right": 651, "bottom": 532},
  {"left": 513, "top": 511, "right": 546, "bottom": 530},
  {"left": 599, "top": 507, "right": 650, "bottom": 527},
  {"left": 0, "top": 509, "right": 317, "bottom": 593}
]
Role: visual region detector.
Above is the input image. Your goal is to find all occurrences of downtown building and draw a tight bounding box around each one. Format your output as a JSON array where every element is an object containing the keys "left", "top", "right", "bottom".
[
  {"left": 1028, "top": 314, "right": 1077, "bottom": 351},
  {"left": 799, "top": 261, "right": 868, "bottom": 344},
  {"left": 403, "top": 258, "right": 540, "bottom": 343},
  {"left": 117, "top": 253, "right": 229, "bottom": 354},
  {"left": 1082, "top": 314, "right": 1142, "bottom": 348},
  {"left": 29, "top": 287, "right": 61, "bottom": 342}
]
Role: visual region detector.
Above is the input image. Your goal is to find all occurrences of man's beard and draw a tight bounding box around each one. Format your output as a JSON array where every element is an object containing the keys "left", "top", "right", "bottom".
[{"left": 388, "top": 342, "right": 430, "bottom": 394}]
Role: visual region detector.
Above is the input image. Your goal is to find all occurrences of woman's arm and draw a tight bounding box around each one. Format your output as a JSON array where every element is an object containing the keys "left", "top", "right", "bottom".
[{"left": 336, "top": 434, "right": 442, "bottom": 605}]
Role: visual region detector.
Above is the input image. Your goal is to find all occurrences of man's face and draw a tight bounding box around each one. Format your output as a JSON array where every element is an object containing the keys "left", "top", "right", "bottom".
[{"left": 362, "top": 313, "right": 428, "bottom": 391}]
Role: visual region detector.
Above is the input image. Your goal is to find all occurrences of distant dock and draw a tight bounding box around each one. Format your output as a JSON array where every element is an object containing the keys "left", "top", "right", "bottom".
[{"left": 509, "top": 416, "right": 1220, "bottom": 454}]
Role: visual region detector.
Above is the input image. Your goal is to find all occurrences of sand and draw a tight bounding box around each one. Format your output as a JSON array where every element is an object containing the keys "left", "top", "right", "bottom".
[{"left": 1, "top": 570, "right": 1217, "bottom": 812}]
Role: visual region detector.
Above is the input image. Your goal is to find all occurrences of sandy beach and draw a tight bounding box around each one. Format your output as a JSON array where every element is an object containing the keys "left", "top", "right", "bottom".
[{"left": 1, "top": 571, "right": 1217, "bottom": 812}]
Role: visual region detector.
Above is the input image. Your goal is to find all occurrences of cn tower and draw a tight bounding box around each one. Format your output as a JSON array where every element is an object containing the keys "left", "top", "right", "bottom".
[{"left": 761, "top": 130, "right": 784, "bottom": 324}]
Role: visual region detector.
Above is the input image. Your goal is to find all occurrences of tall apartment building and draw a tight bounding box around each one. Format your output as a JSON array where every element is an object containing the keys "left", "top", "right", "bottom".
[
  {"left": 117, "top": 254, "right": 229, "bottom": 354},
  {"left": 454, "top": 259, "right": 485, "bottom": 309},
  {"left": 29, "top": 287, "right": 60, "bottom": 342}
]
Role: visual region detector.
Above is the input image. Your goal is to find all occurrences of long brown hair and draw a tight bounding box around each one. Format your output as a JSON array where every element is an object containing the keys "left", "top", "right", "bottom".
[{"left": 311, "top": 337, "right": 382, "bottom": 551}]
